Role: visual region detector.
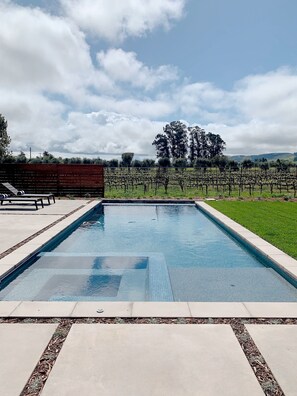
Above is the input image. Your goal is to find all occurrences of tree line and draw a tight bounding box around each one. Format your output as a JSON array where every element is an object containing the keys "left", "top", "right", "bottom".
[
  {"left": 152, "top": 121, "right": 226, "bottom": 167},
  {"left": 1, "top": 113, "right": 296, "bottom": 171}
]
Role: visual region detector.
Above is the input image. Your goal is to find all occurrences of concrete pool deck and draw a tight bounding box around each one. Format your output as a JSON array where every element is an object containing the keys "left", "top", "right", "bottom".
[
  {"left": 0, "top": 199, "right": 296, "bottom": 395},
  {"left": 1, "top": 321, "right": 296, "bottom": 396}
]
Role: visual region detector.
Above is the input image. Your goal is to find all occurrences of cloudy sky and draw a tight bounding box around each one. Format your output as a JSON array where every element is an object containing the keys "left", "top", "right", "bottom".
[{"left": 1, "top": 0, "right": 297, "bottom": 158}]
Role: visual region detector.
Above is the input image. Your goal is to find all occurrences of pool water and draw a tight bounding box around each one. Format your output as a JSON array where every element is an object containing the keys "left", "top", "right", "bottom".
[{"left": 0, "top": 204, "right": 297, "bottom": 302}]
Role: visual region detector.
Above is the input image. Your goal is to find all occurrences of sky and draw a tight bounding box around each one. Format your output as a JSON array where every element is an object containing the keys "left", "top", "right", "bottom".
[{"left": 1, "top": 0, "right": 297, "bottom": 159}]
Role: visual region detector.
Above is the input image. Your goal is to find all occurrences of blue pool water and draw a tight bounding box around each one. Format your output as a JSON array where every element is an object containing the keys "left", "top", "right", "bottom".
[{"left": 0, "top": 204, "right": 297, "bottom": 301}]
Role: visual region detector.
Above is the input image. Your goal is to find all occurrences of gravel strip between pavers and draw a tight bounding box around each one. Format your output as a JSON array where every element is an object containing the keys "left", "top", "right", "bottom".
[
  {"left": 231, "top": 320, "right": 285, "bottom": 396},
  {"left": 0, "top": 317, "right": 295, "bottom": 396},
  {"left": 19, "top": 320, "right": 71, "bottom": 396}
]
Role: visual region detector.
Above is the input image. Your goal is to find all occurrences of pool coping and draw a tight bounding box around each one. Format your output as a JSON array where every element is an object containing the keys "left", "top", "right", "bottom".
[{"left": 0, "top": 199, "right": 297, "bottom": 318}]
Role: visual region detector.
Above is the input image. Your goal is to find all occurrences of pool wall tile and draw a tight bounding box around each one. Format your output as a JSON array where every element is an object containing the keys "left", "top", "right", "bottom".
[{"left": 148, "top": 254, "right": 174, "bottom": 302}]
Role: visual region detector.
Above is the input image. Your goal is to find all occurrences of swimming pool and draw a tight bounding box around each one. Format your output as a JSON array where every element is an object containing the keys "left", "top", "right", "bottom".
[{"left": 0, "top": 203, "right": 296, "bottom": 302}]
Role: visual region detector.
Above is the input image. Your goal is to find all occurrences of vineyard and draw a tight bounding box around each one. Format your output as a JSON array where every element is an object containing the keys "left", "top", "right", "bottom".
[{"left": 104, "top": 167, "right": 297, "bottom": 198}]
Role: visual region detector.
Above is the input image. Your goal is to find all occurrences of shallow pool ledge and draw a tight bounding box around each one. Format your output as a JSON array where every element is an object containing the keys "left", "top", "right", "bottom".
[
  {"left": 0, "top": 200, "right": 102, "bottom": 282},
  {"left": 196, "top": 201, "right": 297, "bottom": 284}
]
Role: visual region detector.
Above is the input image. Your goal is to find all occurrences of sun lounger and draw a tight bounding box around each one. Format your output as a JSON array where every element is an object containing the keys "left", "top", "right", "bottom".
[
  {"left": 2, "top": 182, "right": 55, "bottom": 204},
  {"left": 0, "top": 196, "right": 44, "bottom": 210}
]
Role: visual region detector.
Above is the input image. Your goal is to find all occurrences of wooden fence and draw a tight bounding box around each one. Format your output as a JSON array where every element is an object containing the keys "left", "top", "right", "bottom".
[{"left": 0, "top": 164, "right": 104, "bottom": 197}]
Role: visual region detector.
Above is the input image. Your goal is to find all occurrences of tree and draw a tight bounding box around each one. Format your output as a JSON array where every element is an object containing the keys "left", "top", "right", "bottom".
[
  {"left": 42, "top": 151, "right": 59, "bottom": 163},
  {"left": 241, "top": 159, "right": 254, "bottom": 169},
  {"left": 153, "top": 121, "right": 188, "bottom": 160},
  {"left": 188, "top": 126, "right": 203, "bottom": 164},
  {"left": 188, "top": 127, "right": 226, "bottom": 160},
  {"left": 158, "top": 157, "right": 171, "bottom": 167},
  {"left": 153, "top": 121, "right": 225, "bottom": 163},
  {"left": 152, "top": 133, "right": 170, "bottom": 159},
  {"left": 68, "top": 157, "right": 82, "bottom": 164},
  {"left": 163, "top": 121, "right": 188, "bottom": 159},
  {"left": 108, "top": 159, "right": 119, "bottom": 168},
  {"left": 82, "top": 157, "right": 92, "bottom": 164},
  {"left": 0, "top": 114, "right": 11, "bottom": 160},
  {"left": 256, "top": 158, "right": 269, "bottom": 171},
  {"left": 207, "top": 133, "right": 226, "bottom": 158},
  {"left": 15, "top": 151, "right": 27, "bottom": 163},
  {"left": 93, "top": 157, "right": 104, "bottom": 165},
  {"left": 142, "top": 159, "right": 155, "bottom": 167},
  {"left": 121, "top": 152, "right": 134, "bottom": 168},
  {"left": 275, "top": 159, "right": 289, "bottom": 172},
  {"left": 226, "top": 159, "right": 239, "bottom": 171},
  {"left": 212, "top": 155, "right": 228, "bottom": 172},
  {"left": 194, "top": 158, "right": 210, "bottom": 170},
  {"left": 173, "top": 158, "right": 187, "bottom": 168},
  {"left": 132, "top": 159, "right": 142, "bottom": 168}
]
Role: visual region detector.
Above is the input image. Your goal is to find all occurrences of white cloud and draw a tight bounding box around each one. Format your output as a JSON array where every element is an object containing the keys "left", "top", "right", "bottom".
[
  {"left": 0, "top": 2, "right": 96, "bottom": 95},
  {"left": 0, "top": 2, "right": 176, "bottom": 156},
  {"left": 176, "top": 82, "right": 233, "bottom": 122},
  {"left": 85, "top": 95, "right": 175, "bottom": 118},
  {"left": 176, "top": 68, "right": 297, "bottom": 154},
  {"left": 97, "top": 48, "right": 178, "bottom": 90},
  {"left": 62, "top": 111, "right": 163, "bottom": 155},
  {"left": 207, "top": 121, "right": 297, "bottom": 155},
  {"left": 0, "top": 89, "right": 68, "bottom": 151},
  {"left": 234, "top": 68, "right": 297, "bottom": 124},
  {"left": 1, "top": 2, "right": 297, "bottom": 157},
  {"left": 59, "top": 0, "right": 186, "bottom": 41}
]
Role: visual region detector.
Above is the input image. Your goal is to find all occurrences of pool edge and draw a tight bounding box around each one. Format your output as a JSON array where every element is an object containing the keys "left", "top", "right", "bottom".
[
  {"left": 0, "top": 200, "right": 297, "bottom": 318},
  {"left": 196, "top": 201, "right": 297, "bottom": 285}
]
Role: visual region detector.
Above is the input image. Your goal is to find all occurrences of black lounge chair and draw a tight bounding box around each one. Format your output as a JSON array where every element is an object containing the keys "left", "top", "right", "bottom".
[
  {"left": 0, "top": 194, "right": 44, "bottom": 210},
  {"left": 2, "top": 182, "right": 55, "bottom": 205}
]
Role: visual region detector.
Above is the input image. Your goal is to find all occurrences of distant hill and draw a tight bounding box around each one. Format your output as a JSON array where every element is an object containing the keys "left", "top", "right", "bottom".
[{"left": 229, "top": 152, "right": 296, "bottom": 162}]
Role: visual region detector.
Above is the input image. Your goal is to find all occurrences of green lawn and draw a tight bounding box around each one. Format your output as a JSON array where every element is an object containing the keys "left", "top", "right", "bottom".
[{"left": 207, "top": 201, "right": 297, "bottom": 259}]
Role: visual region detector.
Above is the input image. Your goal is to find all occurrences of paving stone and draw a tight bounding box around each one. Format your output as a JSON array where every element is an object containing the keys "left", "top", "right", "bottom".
[
  {"left": 244, "top": 302, "right": 297, "bottom": 318},
  {"left": 0, "top": 215, "right": 61, "bottom": 252},
  {"left": 246, "top": 325, "right": 297, "bottom": 396},
  {"left": 0, "top": 301, "right": 20, "bottom": 316},
  {"left": 189, "top": 302, "right": 251, "bottom": 317},
  {"left": 132, "top": 302, "right": 190, "bottom": 317},
  {"left": 42, "top": 324, "right": 263, "bottom": 396},
  {"left": 71, "top": 301, "right": 132, "bottom": 317},
  {"left": 0, "top": 324, "right": 57, "bottom": 396},
  {"left": 11, "top": 301, "right": 76, "bottom": 317},
  {"left": 0, "top": 200, "right": 92, "bottom": 253}
]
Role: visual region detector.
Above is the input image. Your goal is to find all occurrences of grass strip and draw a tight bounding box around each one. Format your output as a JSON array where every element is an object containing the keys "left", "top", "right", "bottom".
[{"left": 207, "top": 201, "right": 297, "bottom": 259}]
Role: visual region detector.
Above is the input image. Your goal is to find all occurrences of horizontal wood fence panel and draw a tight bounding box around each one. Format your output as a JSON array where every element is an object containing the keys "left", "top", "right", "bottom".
[{"left": 0, "top": 164, "right": 104, "bottom": 197}]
